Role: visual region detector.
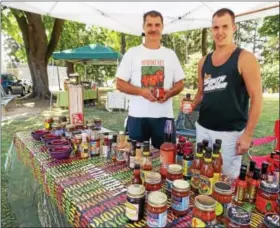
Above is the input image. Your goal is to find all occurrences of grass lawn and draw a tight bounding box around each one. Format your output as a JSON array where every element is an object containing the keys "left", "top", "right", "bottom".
[{"left": 1, "top": 95, "right": 278, "bottom": 227}]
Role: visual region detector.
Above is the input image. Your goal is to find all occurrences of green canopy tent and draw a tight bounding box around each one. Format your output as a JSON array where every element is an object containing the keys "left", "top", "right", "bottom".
[{"left": 52, "top": 44, "right": 122, "bottom": 87}]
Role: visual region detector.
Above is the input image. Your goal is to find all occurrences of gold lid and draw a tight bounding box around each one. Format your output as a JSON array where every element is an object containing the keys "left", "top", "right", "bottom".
[
  {"left": 127, "top": 184, "right": 145, "bottom": 198},
  {"left": 194, "top": 195, "right": 216, "bottom": 211},
  {"left": 145, "top": 172, "right": 161, "bottom": 184},
  {"left": 173, "top": 180, "right": 190, "bottom": 192},
  {"left": 148, "top": 192, "right": 167, "bottom": 207},
  {"left": 168, "top": 164, "right": 182, "bottom": 174}
]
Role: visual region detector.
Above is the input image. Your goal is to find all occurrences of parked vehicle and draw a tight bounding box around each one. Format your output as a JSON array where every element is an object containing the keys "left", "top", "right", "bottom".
[{"left": 1, "top": 73, "right": 32, "bottom": 96}]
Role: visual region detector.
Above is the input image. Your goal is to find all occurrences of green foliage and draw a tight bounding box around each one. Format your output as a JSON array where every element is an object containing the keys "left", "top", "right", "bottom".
[
  {"left": 261, "top": 63, "right": 279, "bottom": 92},
  {"left": 183, "top": 52, "right": 201, "bottom": 89}
]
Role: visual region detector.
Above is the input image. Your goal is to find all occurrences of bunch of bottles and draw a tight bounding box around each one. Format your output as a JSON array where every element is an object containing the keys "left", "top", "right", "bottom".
[{"left": 234, "top": 153, "right": 280, "bottom": 215}]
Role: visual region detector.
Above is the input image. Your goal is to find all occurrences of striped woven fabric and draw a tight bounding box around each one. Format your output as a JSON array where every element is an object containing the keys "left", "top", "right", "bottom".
[{"left": 14, "top": 131, "right": 264, "bottom": 228}]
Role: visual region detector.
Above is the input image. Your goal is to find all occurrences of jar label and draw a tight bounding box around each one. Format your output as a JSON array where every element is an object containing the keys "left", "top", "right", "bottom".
[
  {"left": 44, "top": 122, "right": 50, "bottom": 130},
  {"left": 125, "top": 201, "right": 139, "bottom": 221},
  {"left": 199, "top": 175, "right": 213, "bottom": 195},
  {"left": 147, "top": 210, "right": 167, "bottom": 227},
  {"left": 183, "top": 160, "right": 192, "bottom": 178},
  {"left": 166, "top": 178, "right": 173, "bottom": 192},
  {"left": 171, "top": 195, "right": 189, "bottom": 211},
  {"left": 160, "top": 150, "right": 175, "bottom": 167},
  {"left": 90, "top": 141, "right": 100, "bottom": 156},
  {"left": 256, "top": 194, "right": 277, "bottom": 213},
  {"left": 176, "top": 154, "right": 183, "bottom": 166},
  {"left": 129, "top": 156, "right": 136, "bottom": 169},
  {"left": 102, "top": 146, "right": 109, "bottom": 158},
  {"left": 191, "top": 169, "right": 200, "bottom": 189}
]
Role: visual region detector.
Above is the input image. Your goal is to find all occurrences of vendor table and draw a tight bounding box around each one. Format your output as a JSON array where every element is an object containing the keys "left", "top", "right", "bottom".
[
  {"left": 8, "top": 130, "right": 265, "bottom": 227},
  {"left": 56, "top": 89, "right": 98, "bottom": 108}
]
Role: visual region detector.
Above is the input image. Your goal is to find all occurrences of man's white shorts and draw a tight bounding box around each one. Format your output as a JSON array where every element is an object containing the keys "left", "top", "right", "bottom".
[{"left": 195, "top": 122, "right": 244, "bottom": 179}]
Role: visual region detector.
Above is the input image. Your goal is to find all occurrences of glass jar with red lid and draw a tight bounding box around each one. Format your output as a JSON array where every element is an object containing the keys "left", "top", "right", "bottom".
[
  {"left": 226, "top": 206, "right": 251, "bottom": 228},
  {"left": 147, "top": 191, "right": 168, "bottom": 228},
  {"left": 144, "top": 171, "right": 162, "bottom": 194},
  {"left": 166, "top": 164, "right": 183, "bottom": 193},
  {"left": 171, "top": 179, "right": 190, "bottom": 216},
  {"left": 192, "top": 195, "right": 216, "bottom": 227},
  {"left": 212, "top": 181, "right": 233, "bottom": 218},
  {"left": 256, "top": 179, "right": 279, "bottom": 214}
]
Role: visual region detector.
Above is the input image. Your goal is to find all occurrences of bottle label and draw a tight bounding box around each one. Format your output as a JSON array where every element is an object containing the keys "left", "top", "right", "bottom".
[
  {"left": 102, "top": 145, "right": 108, "bottom": 158},
  {"left": 256, "top": 194, "right": 277, "bottom": 213},
  {"left": 199, "top": 175, "right": 213, "bottom": 195},
  {"left": 116, "top": 150, "right": 126, "bottom": 162},
  {"left": 171, "top": 195, "right": 189, "bottom": 211},
  {"left": 236, "top": 186, "right": 246, "bottom": 202},
  {"left": 90, "top": 141, "right": 99, "bottom": 156},
  {"left": 129, "top": 156, "right": 136, "bottom": 169},
  {"left": 183, "top": 160, "right": 192, "bottom": 178},
  {"left": 125, "top": 201, "right": 139, "bottom": 221},
  {"left": 176, "top": 155, "right": 183, "bottom": 166},
  {"left": 213, "top": 172, "right": 221, "bottom": 184},
  {"left": 44, "top": 122, "right": 50, "bottom": 130},
  {"left": 183, "top": 102, "right": 192, "bottom": 113},
  {"left": 191, "top": 169, "right": 200, "bottom": 189},
  {"left": 248, "top": 185, "right": 257, "bottom": 201},
  {"left": 166, "top": 178, "right": 173, "bottom": 192},
  {"left": 147, "top": 210, "right": 167, "bottom": 228},
  {"left": 160, "top": 149, "right": 175, "bottom": 168}
]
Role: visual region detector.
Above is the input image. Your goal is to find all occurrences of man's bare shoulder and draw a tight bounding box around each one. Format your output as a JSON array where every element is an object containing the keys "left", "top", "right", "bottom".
[{"left": 239, "top": 49, "right": 258, "bottom": 62}]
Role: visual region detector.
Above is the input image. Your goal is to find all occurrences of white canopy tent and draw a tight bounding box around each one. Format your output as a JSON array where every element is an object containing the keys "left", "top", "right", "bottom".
[{"left": 2, "top": 1, "right": 279, "bottom": 36}]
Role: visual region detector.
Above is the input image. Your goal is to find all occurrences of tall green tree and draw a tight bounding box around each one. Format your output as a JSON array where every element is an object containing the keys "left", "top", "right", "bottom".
[{"left": 2, "top": 7, "right": 64, "bottom": 98}]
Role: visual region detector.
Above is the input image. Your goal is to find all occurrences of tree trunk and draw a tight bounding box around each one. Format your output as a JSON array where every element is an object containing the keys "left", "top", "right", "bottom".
[
  {"left": 11, "top": 9, "right": 64, "bottom": 99},
  {"left": 201, "top": 28, "right": 208, "bottom": 56},
  {"left": 121, "top": 33, "right": 126, "bottom": 54}
]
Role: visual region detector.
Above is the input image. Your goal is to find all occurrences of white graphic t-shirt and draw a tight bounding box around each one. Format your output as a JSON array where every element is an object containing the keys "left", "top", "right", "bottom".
[{"left": 116, "top": 45, "right": 185, "bottom": 118}]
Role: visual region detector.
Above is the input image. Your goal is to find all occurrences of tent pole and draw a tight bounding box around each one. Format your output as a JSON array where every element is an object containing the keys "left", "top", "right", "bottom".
[{"left": 236, "top": 4, "right": 279, "bottom": 18}]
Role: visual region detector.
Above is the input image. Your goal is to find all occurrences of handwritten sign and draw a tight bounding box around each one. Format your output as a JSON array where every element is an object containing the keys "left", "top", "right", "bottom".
[{"left": 68, "top": 85, "right": 84, "bottom": 124}]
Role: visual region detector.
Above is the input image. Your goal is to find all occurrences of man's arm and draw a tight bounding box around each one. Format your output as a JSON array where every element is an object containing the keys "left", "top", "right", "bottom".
[
  {"left": 116, "top": 78, "right": 156, "bottom": 102},
  {"left": 236, "top": 50, "right": 263, "bottom": 155},
  {"left": 158, "top": 80, "right": 184, "bottom": 103}
]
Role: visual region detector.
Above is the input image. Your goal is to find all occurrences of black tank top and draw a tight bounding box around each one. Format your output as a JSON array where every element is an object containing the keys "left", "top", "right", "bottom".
[{"left": 198, "top": 47, "right": 249, "bottom": 131}]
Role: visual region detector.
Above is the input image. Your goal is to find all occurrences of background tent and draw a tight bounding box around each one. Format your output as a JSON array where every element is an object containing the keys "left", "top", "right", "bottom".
[
  {"left": 2, "top": 2, "right": 279, "bottom": 36},
  {"left": 52, "top": 44, "right": 122, "bottom": 65}
]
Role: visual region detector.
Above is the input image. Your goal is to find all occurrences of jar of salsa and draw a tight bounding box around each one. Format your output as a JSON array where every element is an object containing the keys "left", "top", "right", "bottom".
[
  {"left": 166, "top": 164, "right": 183, "bottom": 193},
  {"left": 226, "top": 206, "right": 251, "bottom": 228},
  {"left": 261, "top": 213, "right": 280, "bottom": 228},
  {"left": 256, "top": 180, "right": 278, "bottom": 214},
  {"left": 147, "top": 191, "right": 168, "bottom": 228},
  {"left": 125, "top": 184, "right": 145, "bottom": 222},
  {"left": 171, "top": 179, "right": 190, "bottom": 216},
  {"left": 144, "top": 172, "right": 162, "bottom": 193},
  {"left": 192, "top": 195, "right": 216, "bottom": 227},
  {"left": 212, "top": 181, "right": 233, "bottom": 217}
]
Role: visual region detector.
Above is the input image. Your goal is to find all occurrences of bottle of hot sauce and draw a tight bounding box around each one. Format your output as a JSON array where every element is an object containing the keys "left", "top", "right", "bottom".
[
  {"left": 247, "top": 161, "right": 256, "bottom": 185},
  {"left": 198, "top": 147, "right": 214, "bottom": 195},
  {"left": 212, "top": 143, "right": 223, "bottom": 184},
  {"left": 260, "top": 162, "right": 269, "bottom": 181},
  {"left": 190, "top": 143, "right": 204, "bottom": 193},
  {"left": 202, "top": 139, "right": 209, "bottom": 154},
  {"left": 234, "top": 166, "right": 247, "bottom": 205},
  {"left": 132, "top": 163, "right": 142, "bottom": 185},
  {"left": 248, "top": 168, "right": 260, "bottom": 203}
]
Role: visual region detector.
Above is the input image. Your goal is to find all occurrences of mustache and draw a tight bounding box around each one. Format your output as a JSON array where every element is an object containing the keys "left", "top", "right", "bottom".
[{"left": 148, "top": 31, "right": 160, "bottom": 35}]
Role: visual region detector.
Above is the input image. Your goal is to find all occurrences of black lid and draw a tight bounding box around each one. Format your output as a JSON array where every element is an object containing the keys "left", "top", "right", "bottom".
[
  {"left": 104, "top": 132, "right": 109, "bottom": 136},
  {"left": 249, "top": 160, "right": 256, "bottom": 172},
  {"left": 204, "top": 147, "right": 212, "bottom": 158},
  {"left": 263, "top": 213, "right": 280, "bottom": 228},
  {"left": 136, "top": 142, "right": 141, "bottom": 148},
  {"left": 134, "top": 163, "right": 141, "bottom": 170},
  {"left": 252, "top": 168, "right": 260, "bottom": 180},
  {"left": 125, "top": 132, "right": 129, "bottom": 135},
  {"left": 197, "top": 142, "right": 203, "bottom": 153},
  {"left": 202, "top": 139, "right": 209, "bottom": 148},
  {"left": 239, "top": 169, "right": 247, "bottom": 181},
  {"left": 215, "top": 139, "right": 222, "bottom": 145},
  {"left": 186, "top": 93, "right": 191, "bottom": 99},
  {"left": 213, "top": 143, "right": 220, "bottom": 153},
  {"left": 227, "top": 207, "right": 251, "bottom": 225},
  {"left": 261, "top": 162, "right": 269, "bottom": 174},
  {"left": 205, "top": 146, "right": 212, "bottom": 153}
]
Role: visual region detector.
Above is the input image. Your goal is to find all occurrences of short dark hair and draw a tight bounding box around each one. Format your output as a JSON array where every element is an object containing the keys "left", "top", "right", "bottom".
[
  {"left": 143, "top": 10, "right": 163, "bottom": 24},
  {"left": 212, "top": 8, "right": 235, "bottom": 23}
]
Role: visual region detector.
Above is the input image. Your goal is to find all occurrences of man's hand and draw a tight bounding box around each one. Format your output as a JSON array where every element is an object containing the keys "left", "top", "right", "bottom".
[
  {"left": 236, "top": 133, "right": 252, "bottom": 155},
  {"left": 158, "top": 90, "right": 171, "bottom": 103},
  {"left": 140, "top": 88, "right": 157, "bottom": 102}
]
